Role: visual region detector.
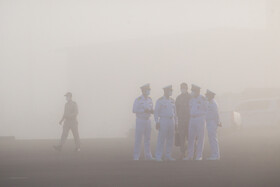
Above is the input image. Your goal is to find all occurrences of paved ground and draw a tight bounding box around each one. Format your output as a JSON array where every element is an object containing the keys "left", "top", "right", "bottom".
[{"left": 0, "top": 127, "right": 280, "bottom": 187}]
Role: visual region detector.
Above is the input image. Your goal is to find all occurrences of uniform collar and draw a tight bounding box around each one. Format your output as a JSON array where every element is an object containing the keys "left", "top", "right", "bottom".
[
  {"left": 209, "top": 99, "right": 215, "bottom": 103},
  {"left": 164, "top": 96, "right": 173, "bottom": 101},
  {"left": 141, "top": 95, "right": 149, "bottom": 100},
  {"left": 193, "top": 95, "right": 200, "bottom": 99}
]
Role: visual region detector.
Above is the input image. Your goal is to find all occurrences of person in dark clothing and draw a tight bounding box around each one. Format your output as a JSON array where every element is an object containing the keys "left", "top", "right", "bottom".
[
  {"left": 53, "top": 92, "right": 81, "bottom": 152},
  {"left": 175, "top": 83, "right": 191, "bottom": 159}
]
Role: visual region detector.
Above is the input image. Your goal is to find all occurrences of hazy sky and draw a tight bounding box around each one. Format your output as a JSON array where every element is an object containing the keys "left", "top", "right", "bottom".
[{"left": 0, "top": 0, "right": 279, "bottom": 138}]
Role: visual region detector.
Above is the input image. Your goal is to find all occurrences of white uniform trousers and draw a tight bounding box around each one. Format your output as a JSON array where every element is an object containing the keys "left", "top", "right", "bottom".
[
  {"left": 206, "top": 120, "right": 220, "bottom": 158},
  {"left": 134, "top": 118, "right": 153, "bottom": 160},
  {"left": 155, "top": 118, "right": 175, "bottom": 159},
  {"left": 187, "top": 117, "right": 206, "bottom": 159}
]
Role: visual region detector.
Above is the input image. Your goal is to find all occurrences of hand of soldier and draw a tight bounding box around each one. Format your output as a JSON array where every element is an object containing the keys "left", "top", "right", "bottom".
[
  {"left": 59, "top": 120, "right": 63, "bottom": 125},
  {"left": 144, "top": 109, "right": 150, "bottom": 113},
  {"left": 218, "top": 122, "right": 222, "bottom": 127},
  {"left": 144, "top": 109, "right": 154, "bottom": 114},
  {"left": 156, "top": 123, "right": 160, "bottom": 131}
]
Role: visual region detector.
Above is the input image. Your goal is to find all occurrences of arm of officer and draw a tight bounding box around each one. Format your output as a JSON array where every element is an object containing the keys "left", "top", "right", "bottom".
[
  {"left": 74, "top": 103, "right": 79, "bottom": 116},
  {"left": 149, "top": 98, "right": 154, "bottom": 114},
  {"left": 214, "top": 102, "right": 222, "bottom": 126},
  {"left": 154, "top": 100, "right": 160, "bottom": 130},
  {"left": 154, "top": 100, "right": 160, "bottom": 123},
  {"left": 59, "top": 115, "right": 65, "bottom": 125},
  {"left": 175, "top": 96, "right": 180, "bottom": 115},
  {"left": 174, "top": 103, "right": 178, "bottom": 130},
  {"left": 59, "top": 104, "right": 66, "bottom": 125}
]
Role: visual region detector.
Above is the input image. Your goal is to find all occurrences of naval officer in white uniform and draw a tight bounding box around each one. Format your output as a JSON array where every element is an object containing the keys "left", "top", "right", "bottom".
[
  {"left": 185, "top": 84, "right": 207, "bottom": 160},
  {"left": 154, "top": 85, "right": 178, "bottom": 161},
  {"left": 205, "top": 89, "right": 221, "bottom": 160},
  {"left": 132, "top": 84, "right": 154, "bottom": 161}
]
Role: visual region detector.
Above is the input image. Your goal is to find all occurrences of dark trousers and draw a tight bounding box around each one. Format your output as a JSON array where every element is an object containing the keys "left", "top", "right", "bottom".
[
  {"left": 178, "top": 120, "right": 189, "bottom": 155},
  {"left": 60, "top": 123, "right": 80, "bottom": 148}
]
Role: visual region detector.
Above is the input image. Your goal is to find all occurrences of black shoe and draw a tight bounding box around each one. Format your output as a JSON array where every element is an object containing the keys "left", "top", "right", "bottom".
[{"left": 53, "top": 145, "right": 62, "bottom": 151}]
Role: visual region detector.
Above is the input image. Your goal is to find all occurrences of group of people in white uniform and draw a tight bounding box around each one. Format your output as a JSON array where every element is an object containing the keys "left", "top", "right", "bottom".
[{"left": 132, "top": 83, "right": 221, "bottom": 161}]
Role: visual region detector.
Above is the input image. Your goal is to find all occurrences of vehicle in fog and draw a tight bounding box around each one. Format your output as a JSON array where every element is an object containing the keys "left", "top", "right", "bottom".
[
  {"left": 234, "top": 98, "right": 280, "bottom": 128},
  {"left": 219, "top": 110, "right": 241, "bottom": 129}
]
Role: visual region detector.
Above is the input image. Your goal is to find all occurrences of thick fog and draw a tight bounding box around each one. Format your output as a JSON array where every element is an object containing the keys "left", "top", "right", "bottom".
[{"left": 0, "top": 0, "right": 279, "bottom": 139}]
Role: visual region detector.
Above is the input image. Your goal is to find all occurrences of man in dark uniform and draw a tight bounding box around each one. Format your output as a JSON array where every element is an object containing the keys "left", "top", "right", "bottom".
[
  {"left": 53, "top": 92, "right": 81, "bottom": 152},
  {"left": 175, "top": 83, "right": 191, "bottom": 160}
]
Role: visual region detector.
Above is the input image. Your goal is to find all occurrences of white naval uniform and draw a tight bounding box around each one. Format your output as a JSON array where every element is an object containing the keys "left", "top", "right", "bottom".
[
  {"left": 132, "top": 95, "right": 153, "bottom": 160},
  {"left": 187, "top": 95, "right": 207, "bottom": 159},
  {"left": 154, "top": 96, "right": 178, "bottom": 160},
  {"left": 206, "top": 99, "right": 220, "bottom": 159}
]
